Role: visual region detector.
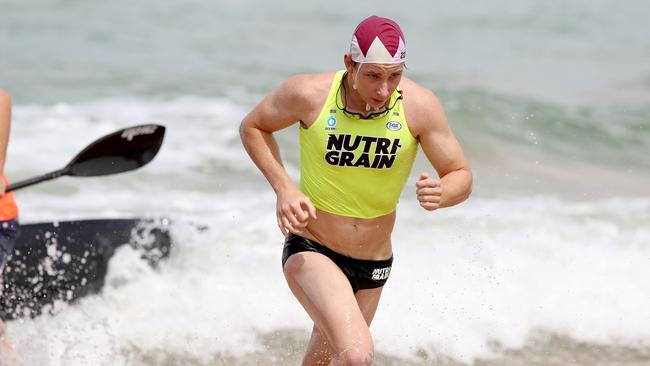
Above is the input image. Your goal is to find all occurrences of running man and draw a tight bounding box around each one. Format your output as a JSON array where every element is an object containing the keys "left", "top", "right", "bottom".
[{"left": 240, "top": 16, "right": 472, "bottom": 365}]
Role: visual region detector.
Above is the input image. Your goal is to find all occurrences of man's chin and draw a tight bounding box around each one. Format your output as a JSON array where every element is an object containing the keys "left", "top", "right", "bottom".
[{"left": 368, "top": 100, "right": 387, "bottom": 109}]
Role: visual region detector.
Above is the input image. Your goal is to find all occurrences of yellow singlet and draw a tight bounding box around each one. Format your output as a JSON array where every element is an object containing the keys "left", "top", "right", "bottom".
[{"left": 300, "top": 70, "right": 418, "bottom": 219}]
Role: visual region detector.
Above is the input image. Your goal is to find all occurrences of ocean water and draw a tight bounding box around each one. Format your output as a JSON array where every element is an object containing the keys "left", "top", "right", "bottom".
[{"left": 1, "top": 0, "right": 650, "bottom": 365}]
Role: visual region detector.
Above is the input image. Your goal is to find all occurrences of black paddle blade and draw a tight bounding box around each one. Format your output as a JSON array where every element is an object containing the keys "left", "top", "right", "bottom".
[{"left": 65, "top": 124, "right": 165, "bottom": 177}]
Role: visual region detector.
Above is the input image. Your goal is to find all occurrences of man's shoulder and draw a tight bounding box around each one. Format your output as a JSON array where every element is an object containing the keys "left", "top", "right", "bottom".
[
  {"left": 281, "top": 71, "right": 337, "bottom": 96},
  {"left": 276, "top": 71, "right": 338, "bottom": 110},
  {"left": 400, "top": 78, "right": 446, "bottom": 136},
  {"left": 400, "top": 78, "right": 440, "bottom": 109}
]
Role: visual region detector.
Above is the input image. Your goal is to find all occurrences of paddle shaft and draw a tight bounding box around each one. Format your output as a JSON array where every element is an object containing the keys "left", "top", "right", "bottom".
[{"left": 6, "top": 169, "right": 67, "bottom": 193}]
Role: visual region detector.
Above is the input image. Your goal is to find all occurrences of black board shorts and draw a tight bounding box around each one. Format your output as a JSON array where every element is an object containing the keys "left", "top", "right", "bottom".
[
  {"left": 0, "top": 218, "right": 20, "bottom": 269},
  {"left": 282, "top": 233, "right": 393, "bottom": 293}
]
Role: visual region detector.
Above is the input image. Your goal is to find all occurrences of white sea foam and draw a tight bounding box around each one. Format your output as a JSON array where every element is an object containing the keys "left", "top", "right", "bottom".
[
  {"left": 5, "top": 98, "right": 649, "bottom": 365},
  {"left": 8, "top": 187, "right": 650, "bottom": 364}
]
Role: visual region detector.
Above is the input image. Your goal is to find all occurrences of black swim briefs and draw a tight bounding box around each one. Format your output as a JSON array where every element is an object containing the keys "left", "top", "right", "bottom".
[{"left": 282, "top": 233, "right": 393, "bottom": 293}]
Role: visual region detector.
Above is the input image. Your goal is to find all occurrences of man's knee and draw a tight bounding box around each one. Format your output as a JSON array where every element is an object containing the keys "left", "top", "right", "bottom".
[{"left": 334, "top": 346, "right": 374, "bottom": 366}]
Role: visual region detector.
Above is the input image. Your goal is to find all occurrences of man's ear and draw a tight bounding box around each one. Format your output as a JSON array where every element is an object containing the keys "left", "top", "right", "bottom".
[{"left": 343, "top": 53, "right": 354, "bottom": 73}]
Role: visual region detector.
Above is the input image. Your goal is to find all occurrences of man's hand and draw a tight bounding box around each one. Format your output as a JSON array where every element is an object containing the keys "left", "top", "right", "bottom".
[
  {"left": 415, "top": 172, "right": 442, "bottom": 211},
  {"left": 276, "top": 186, "right": 317, "bottom": 236}
]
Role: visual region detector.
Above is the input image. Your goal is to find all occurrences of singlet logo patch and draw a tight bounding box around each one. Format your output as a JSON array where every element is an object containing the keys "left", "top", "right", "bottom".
[{"left": 386, "top": 121, "right": 402, "bottom": 131}]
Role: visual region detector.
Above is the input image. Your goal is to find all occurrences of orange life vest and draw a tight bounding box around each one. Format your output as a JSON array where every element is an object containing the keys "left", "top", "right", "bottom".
[{"left": 0, "top": 175, "right": 18, "bottom": 221}]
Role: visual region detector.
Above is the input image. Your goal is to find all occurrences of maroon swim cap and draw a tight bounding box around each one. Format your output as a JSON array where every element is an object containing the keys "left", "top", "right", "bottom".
[{"left": 350, "top": 16, "right": 406, "bottom": 64}]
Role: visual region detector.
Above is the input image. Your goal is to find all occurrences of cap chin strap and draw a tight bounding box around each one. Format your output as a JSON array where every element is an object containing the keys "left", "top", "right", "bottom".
[{"left": 352, "top": 63, "right": 362, "bottom": 90}]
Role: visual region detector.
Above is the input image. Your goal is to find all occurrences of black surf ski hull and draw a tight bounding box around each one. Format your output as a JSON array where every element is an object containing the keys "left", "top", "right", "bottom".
[{"left": 1, "top": 218, "right": 171, "bottom": 319}]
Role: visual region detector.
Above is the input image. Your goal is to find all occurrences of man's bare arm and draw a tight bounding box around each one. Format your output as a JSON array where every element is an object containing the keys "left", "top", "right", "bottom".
[
  {"left": 407, "top": 84, "right": 472, "bottom": 209},
  {"left": 239, "top": 75, "right": 318, "bottom": 235},
  {"left": 239, "top": 76, "right": 310, "bottom": 193},
  {"left": 0, "top": 90, "right": 12, "bottom": 178},
  {"left": 0, "top": 90, "right": 12, "bottom": 195}
]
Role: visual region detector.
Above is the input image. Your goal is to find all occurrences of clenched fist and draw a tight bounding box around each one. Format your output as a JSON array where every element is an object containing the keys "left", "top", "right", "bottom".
[{"left": 415, "top": 172, "right": 442, "bottom": 211}]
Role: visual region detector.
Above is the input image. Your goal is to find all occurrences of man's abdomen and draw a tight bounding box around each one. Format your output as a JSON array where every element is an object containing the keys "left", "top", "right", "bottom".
[{"left": 301, "top": 208, "right": 395, "bottom": 260}]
